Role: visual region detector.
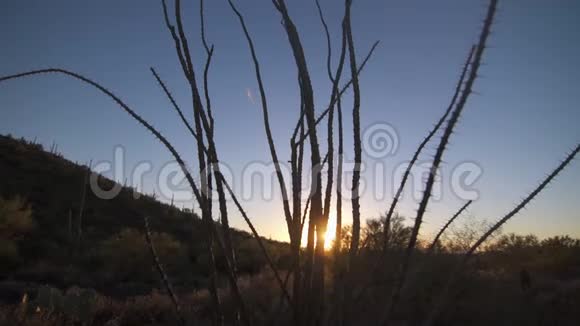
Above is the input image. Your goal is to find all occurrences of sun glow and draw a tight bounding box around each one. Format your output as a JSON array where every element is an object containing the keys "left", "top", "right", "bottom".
[
  {"left": 324, "top": 214, "right": 337, "bottom": 251},
  {"left": 298, "top": 213, "right": 341, "bottom": 251}
]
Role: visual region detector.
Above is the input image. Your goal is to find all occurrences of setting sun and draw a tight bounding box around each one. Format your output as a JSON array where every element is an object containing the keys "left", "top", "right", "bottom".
[
  {"left": 2, "top": 0, "right": 579, "bottom": 325},
  {"left": 324, "top": 215, "right": 337, "bottom": 250},
  {"left": 299, "top": 213, "right": 339, "bottom": 250}
]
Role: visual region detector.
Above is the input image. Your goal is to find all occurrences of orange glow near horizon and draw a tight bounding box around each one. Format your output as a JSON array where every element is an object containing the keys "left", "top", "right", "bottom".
[
  {"left": 324, "top": 214, "right": 337, "bottom": 250},
  {"left": 298, "top": 213, "right": 339, "bottom": 250}
]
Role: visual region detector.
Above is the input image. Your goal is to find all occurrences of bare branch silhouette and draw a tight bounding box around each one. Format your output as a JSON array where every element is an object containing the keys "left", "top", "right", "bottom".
[
  {"left": 428, "top": 200, "right": 473, "bottom": 253},
  {"left": 226, "top": 0, "right": 294, "bottom": 238},
  {"left": 382, "top": 46, "right": 475, "bottom": 251},
  {"left": 143, "top": 215, "right": 185, "bottom": 326},
  {"left": 345, "top": 0, "right": 361, "bottom": 269},
  {"left": 425, "top": 143, "right": 579, "bottom": 326},
  {"left": 153, "top": 65, "right": 293, "bottom": 311},
  {"left": 297, "top": 41, "right": 380, "bottom": 146},
  {"left": 384, "top": 0, "right": 498, "bottom": 322},
  {"left": 150, "top": 68, "right": 197, "bottom": 138}
]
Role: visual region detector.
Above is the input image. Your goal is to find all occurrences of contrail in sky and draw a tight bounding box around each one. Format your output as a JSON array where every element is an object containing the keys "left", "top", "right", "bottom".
[{"left": 246, "top": 87, "right": 255, "bottom": 104}]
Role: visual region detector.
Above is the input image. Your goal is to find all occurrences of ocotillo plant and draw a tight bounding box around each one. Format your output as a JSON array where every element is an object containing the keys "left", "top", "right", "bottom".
[
  {"left": 143, "top": 215, "right": 185, "bottom": 326},
  {"left": 2, "top": 0, "right": 578, "bottom": 325},
  {"left": 0, "top": 67, "right": 235, "bottom": 325},
  {"left": 428, "top": 200, "right": 473, "bottom": 253},
  {"left": 424, "top": 143, "right": 580, "bottom": 326},
  {"left": 382, "top": 46, "right": 475, "bottom": 252},
  {"left": 382, "top": 1, "right": 499, "bottom": 323},
  {"left": 227, "top": 0, "right": 374, "bottom": 323}
]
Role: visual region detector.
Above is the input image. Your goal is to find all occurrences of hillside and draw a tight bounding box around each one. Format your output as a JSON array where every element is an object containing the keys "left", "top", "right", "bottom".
[{"left": 0, "top": 134, "right": 290, "bottom": 301}]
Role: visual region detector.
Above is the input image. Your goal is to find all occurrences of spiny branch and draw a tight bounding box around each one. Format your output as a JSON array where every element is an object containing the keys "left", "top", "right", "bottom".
[
  {"left": 219, "top": 173, "right": 293, "bottom": 308},
  {"left": 161, "top": 0, "right": 190, "bottom": 78},
  {"left": 143, "top": 216, "right": 185, "bottom": 325},
  {"left": 150, "top": 67, "right": 197, "bottom": 139},
  {"left": 316, "top": 0, "right": 348, "bottom": 223},
  {"left": 424, "top": 143, "right": 579, "bottom": 326},
  {"left": 467, "top": 144, "right": 579, "bottom": 258},
  {"left": 297, "top": 40, "right": 379, "bottom": 146},
  {"left": 0, "top": 69, "right": 203, "bottom": 207},
  {"left": 227, "top": 0, "right": 294, "bottom": 239},
  {"left": 382, "top": 46, "right": 475, "bottom": 251},
  {"left": 408, "top": 0, "right": 498, "bottom": 253},
  {"left": 428, "top": 200, "right": 473, "bottom": 253},
  {"left": 200, "top": 0, "right": 215, "bottom": 131},
  {"left": 344, "top": 0, "right": 362, "bottom": 261},
  {"left": 384, "top": 0, "right": 498, "bottom": 322},
  {"left": 153, "top": 65, "right": 293, "bottom": 310}
]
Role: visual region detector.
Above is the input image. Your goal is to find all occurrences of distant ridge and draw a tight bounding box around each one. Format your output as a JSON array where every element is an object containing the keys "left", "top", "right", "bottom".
[{"left": 0, "top": 134, "right": 289, "bottom": 299}]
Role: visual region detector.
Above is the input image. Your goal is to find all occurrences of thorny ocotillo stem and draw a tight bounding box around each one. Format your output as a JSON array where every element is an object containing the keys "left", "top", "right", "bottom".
[
  {"left": 345, "top": 0, "right": 362, "bottom": 264},
  {"left": 301, "top": 151, "right": 330, "bottom": 235},
  {"left": 170, "top": 8, "right": 238, "bottom": 320},
  {"left": 200, "top": 0, "right": 215, "bottom": 131},
  {"left": 161, "top": 3, "right": 235, "bottom": 324},
  {"left": 296, "top": 40, "right": 379, "bottom": 146},
  {"left": 272, "top": 8, "right": 324, "bottom": 310},
  {"left": 152, "top": 66, "right": 292, "bottom": 308},
  {"left": 160, "top": 0, "right": 213, "bottom": 144},
  {"left": 424, "top": 143, "right": 580, "bottom": 326},
  {"left": 383, "top": 46, "right": 475, "bottom": 251},
  {"left": 466, "top": 144, "right": 580, "bottom": 259},
  {"left": 428, "top": 200, "right": 473, "bottom": 253},
  {"left": 195, "top": 2, "right": 240, "bottom": 304},
  {"left": 316, "top": 0, "right": 348, "bottom": 222},
  {"left": 0, "top": 68, "right": 255, "bottom": 325},
  {"left": 334, "top": 93, "right": 344, "bottom": 256},
  {"left": 143, "top": 216, "right": 185, "bottom": 326},
  {"left": 0, "top": 69, "right": 204, "bottom": 207},
  {"left": 151, "top": 68, "right": 197, "bottom": 139},
  {"left": 408, "top": 0, "right": 498, "bottom": 259},
  {"left": 220, "top": 174, "right": 293, "bottom": 307},
  {"left": 161, "top": 0, "right": 190, "bottom": 78},
  {"left": 384, "top": 0, "right": 498, "bottom": 323},
  {"left": 226, "top": 0, "right": 294, "bottom": 239}
]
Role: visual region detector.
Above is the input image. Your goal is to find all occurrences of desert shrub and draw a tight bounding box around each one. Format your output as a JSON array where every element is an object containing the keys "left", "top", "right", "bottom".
[
  {"left": 541, "top": 235, "right": 580, "bottom": 249},
  {"left": 0, "top": 239, "right": 20, "bottom": 271},
  {"left": 0, "top": 196, "right": 35, "bottom": 271},
  {"left": 98, "top": 228, "right": 186, "bottom": 283},
  {"left": 535, "top": 236, "right": 580, "bottom": 278},
  {"left": 490, "top": 233, "right": 540, "bottom": 252},
  {"left": 355, "top": 213, "right": 412, "bottom": 251},
  {"left": 236, "top": 239, "right": 267, "bottom": 275},
  {"left": 442, "top": 217, "right": 498, "bottom": 253},
  {"left": 0, "top": 196, "right": 34, "bottom": 239}
]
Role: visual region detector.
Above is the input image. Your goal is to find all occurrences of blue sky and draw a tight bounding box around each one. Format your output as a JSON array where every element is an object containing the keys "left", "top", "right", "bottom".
[{"left": 1, "top": 0, "right": 579, "bottom": 242}]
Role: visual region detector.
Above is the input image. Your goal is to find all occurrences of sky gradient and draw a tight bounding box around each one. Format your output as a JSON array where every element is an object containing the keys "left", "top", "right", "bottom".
[{"left": 1, "top": 0, "right": 579, "bottom": 242}]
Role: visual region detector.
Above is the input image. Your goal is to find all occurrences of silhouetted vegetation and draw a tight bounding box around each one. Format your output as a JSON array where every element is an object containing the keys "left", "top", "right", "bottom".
[
  {"left": 0, "top": 135, "right": 290, "bottom": 304},
  {"left": 1, "top": 0, "right": 579, "bottom": 324},
  {"left": 1, "top": 134, "right": 578, "bottom": 325}
]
